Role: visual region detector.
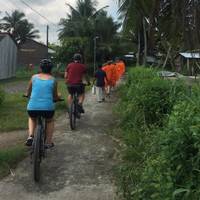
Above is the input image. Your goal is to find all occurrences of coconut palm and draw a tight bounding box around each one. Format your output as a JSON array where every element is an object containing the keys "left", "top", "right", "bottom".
[
  {"left": 59, "top": 0, "right": 119, "bottom": 62},
  {"left": 0, "top": 10, "right": 39, "bottom": 44}
]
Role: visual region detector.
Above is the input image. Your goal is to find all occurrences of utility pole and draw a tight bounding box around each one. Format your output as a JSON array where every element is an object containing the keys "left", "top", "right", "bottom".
[{"left": 46, "top": 25, "right": 49, "bottom": 58}]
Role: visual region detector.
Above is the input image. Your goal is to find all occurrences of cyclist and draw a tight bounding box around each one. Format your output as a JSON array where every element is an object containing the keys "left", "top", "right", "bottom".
[
  {"left": 25, "top": 59, "right": 60, "bottom": 148},
  {"left": 64, "top": 53, "right": 90, "bottom": 113}
]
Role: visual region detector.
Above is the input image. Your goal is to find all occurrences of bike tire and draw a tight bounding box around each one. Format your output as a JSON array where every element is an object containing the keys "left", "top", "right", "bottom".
[
  {"left": 33, "top": 125, "right": 42, "bottom": 182},
  {"left": 70, "top": 101, "right": 76, "bottom": 130}
]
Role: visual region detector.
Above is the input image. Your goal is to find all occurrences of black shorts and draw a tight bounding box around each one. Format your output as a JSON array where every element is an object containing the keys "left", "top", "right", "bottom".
[
  {"left": 27, "top": 110, "right": 55, "bottom": 119},
  {"left": 67, "top": 84, "right": 85, "bottom": 95}
]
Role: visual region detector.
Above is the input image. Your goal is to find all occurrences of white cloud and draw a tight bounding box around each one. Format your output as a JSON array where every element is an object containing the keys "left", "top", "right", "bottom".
[{"left": 0, "top": 0, "right": 119, "bottom": 44}]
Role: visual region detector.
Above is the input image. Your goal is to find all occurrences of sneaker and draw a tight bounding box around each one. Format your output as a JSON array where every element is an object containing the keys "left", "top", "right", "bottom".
[
  {"left": 77, "top": 104, "right": 85, "bottom": 113},
  {"left": 45, "top": 143, "right": 55, "bottom": 149},
  {"left": 25, "top": 136, "right": 33, "bottom": 146}
]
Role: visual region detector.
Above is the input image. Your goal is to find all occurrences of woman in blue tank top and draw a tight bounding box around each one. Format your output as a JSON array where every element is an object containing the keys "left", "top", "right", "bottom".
[{"left": 25, "top": 59, "right": 60, "bottom": 148}]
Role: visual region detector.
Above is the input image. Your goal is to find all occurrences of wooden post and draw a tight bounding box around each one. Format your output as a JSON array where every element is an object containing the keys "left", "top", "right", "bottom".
[{"left": 187, "top": 58, "right": 190, "bottom": 75}]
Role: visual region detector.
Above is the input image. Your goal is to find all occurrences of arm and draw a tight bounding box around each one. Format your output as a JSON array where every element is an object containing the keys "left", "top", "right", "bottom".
[
  {"left": 103, "top": 71, "right": 108, "bottom": 83},
  {"left": 53, "top": 80, "right": 60, "bottom": 101},
  {"left": 64, "top": 65, "right": 68, "bottom": 83},
  {"left": 83, "top": 73, "right": 91, "bottom": 85},
  {"left": 93, "top": 73, "right": 97, "bottom": 85},
  {"left": 25, "top": 78, "right": 32, "bottom": 97},
  {"left": 83, "top": 65, "right": 90, "bottom": 85}
]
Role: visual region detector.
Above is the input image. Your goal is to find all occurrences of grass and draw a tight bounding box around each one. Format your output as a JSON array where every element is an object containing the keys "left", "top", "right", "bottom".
[{"left": 0, "top": 145, "right": 27, "bottom": 178}]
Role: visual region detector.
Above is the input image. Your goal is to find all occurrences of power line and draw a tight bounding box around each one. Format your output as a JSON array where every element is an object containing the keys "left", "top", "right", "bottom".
[{"left": 19, "top": 0, "right": 57, "bottom": 26}]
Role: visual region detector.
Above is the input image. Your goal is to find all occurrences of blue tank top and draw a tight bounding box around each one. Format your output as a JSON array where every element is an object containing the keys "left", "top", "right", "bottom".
[{"left": 27, "top": 75, "right": 55, "bottom": 111}]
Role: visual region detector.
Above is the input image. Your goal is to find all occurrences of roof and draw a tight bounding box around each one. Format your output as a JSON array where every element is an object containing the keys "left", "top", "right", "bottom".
[
  {"left": 24, "top": 39, "right": 48, "bottom": 48},
  {"left": 20, "top": 39, "right": 55, "bottom": 53},
  {"left": 180, "top": 52, "right": 200, "bottom": 59}
]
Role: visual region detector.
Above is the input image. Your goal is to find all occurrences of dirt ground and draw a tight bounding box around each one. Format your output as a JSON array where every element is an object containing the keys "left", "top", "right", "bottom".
[{"left": 0, "top": 88, "right": 120, "bottom": 200}]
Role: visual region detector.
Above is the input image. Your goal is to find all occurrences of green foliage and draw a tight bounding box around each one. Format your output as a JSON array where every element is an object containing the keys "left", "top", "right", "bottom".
[
  {"left": 0, "top": 145, "right": 27, "bottom": 178},
  {"left": 136, "top": 93, "right": 200, "bottom": 199},
  {"left": 0, "top": 87, "right": 5, "bottom": 107},
  {"left": 116, "top": 67, "right": 186, "bottom": 128},
  {"left": 115, "top": 67, "right": 192, "bottom": 199},
  {"left": 55, "top": 37, "right": 89, "bottom": 64}
]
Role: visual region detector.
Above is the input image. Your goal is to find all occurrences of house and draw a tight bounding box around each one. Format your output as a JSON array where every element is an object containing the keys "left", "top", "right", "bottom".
[
  {"left": 177, "top": 52, "right": 200, "bottom": 75},
  {"left": 0, "top": 33, "right": 17, "bottom": 80},
  {"left": 18, "top": 39, "right": 54, "bottom": 68}
]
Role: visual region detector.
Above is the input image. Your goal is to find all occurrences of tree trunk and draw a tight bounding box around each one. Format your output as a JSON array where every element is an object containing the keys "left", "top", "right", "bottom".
[
  {"left": 136, "top": 30, "right": 141, "bottom": 66},
  {"left": 162, "top": 46, "right": 171, "bottom": 69},
  {"left": 143, "top": 18, "right": 147, "bottom": 66}
]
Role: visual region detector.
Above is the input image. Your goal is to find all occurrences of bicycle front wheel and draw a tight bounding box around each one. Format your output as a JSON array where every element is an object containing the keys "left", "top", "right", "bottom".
[
  {"left": 33, "top": 125, "right": 42, "bottom": 182},
  {"left": 69, "top": 101, "right": 76, "bottom": 130}
]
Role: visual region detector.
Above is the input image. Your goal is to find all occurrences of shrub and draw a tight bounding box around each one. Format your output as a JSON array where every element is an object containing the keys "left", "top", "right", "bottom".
[
  {"left": 134, "top": 87, "right": 200, "bottom": 199},
  {"left": 0, "top": 87, "right": 5, "bottom": 106},
  {"left": 115, "top": 67, "right": 189, "bottom": 200}
]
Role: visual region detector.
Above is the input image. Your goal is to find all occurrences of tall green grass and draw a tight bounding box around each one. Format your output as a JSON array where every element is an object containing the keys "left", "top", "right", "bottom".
[{"left": 115, "top": 67, "right": 189, "bottom": 199}]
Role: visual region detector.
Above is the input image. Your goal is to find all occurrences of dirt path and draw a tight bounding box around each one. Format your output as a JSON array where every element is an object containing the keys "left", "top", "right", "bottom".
[{"left": 0, "top": 90, "right": 120, "bottom": 200}]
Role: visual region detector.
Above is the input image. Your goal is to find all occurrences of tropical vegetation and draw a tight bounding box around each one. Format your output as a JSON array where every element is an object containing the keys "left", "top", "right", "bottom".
[
  {"left": 0, "top": 10, "right": 39, "bottom": 45},
  {"left": 57, "top": 0, "right": 121, "bottom": 64},
  {"left": 115, "top": 67, "right": 200, "bottom": 199},
  {"left": 118, "top": 0, "right": 200, "bottom": 68}
]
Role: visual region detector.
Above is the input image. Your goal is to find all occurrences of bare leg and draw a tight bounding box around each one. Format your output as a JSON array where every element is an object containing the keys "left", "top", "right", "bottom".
[
  {"left": 45, "top": 119, "right": 54, "bottom": 144},
  {"left": 28, "top": 117, "right": 37, "bottom": 137},
  {"left": 78, "top": 93, "right": 85, "bottom": 105},
  {"left": 67, "top": 94, "right": 73, "bottom": 105}
]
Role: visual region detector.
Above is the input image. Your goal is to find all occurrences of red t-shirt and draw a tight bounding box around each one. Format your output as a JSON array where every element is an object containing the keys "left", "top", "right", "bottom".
[{"left": 65, "top": 62, "right": 86, "bottom": 84}]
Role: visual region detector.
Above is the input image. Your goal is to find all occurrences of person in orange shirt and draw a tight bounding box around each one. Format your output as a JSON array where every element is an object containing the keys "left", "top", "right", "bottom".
[
  {"left": 115, "top": 58, "right": 126, "bottom": 79},
  {"left": 102, "top": 61, "right": 118, "bottom": 95},
  {"left": 109, "top": 63, "right": 117, "bottom": 87},
  {"left": 102, "top": 61, "right": 113, "bottom": 96}
]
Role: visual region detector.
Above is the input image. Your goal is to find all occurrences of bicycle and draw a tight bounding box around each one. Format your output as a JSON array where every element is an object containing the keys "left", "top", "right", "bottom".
[
  {"left": 24, "top": 95, "right": 63, "bottom": 182},
  {"left": 69, "top": 85, "right": 81, "bottom": 130},
  {"left": 32, "top": 114, "right": 46, "bottom": 182}
]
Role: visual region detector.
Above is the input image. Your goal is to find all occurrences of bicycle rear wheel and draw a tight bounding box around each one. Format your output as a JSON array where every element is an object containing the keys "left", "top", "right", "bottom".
[
  {"left": 69, "top": 101, "right": 76, "bottom": 130},
  {"left": 33, "top": 125, "right": 42, "bottom": 182}
]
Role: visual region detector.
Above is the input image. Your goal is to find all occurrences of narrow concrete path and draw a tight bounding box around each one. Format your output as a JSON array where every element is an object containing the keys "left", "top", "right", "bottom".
[{"left": 0, "top": 91, "right": 119, "bottom": 200}]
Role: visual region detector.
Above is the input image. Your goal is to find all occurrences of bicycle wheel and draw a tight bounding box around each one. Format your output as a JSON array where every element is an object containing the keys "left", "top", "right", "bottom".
[
  {"left": 69, "top": 101, "right": 76, "bottom": 130},
  {"left": 33, "top": 125, "right": 42, "bottom": 182}
]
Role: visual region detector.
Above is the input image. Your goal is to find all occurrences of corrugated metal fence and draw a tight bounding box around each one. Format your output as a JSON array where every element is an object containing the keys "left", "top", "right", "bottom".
[{"left": 0, "top": 35, "right": 17, "bottom": 80}]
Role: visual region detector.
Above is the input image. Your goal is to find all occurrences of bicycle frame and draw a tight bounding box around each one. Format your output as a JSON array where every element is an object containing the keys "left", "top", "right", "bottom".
[
  {"left": 31, "top": 115, "right": 46, "bottom": 182},
  {"left": 69, "top": 91, "right": 80, "bottom": 130}
]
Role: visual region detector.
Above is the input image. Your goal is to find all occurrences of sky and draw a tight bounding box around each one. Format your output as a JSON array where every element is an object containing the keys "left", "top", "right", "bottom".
[{"left": 0, "top": 0, "right": 119, "bottom": 44}]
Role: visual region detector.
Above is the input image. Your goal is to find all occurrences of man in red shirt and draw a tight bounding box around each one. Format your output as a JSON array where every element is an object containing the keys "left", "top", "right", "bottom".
[{"left": 64, "top": 53, "right": 89, "bottom": 113}]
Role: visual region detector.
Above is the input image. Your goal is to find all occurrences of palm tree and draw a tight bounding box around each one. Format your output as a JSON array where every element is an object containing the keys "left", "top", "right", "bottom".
[
  {"left": 17, "top": 19, "right": 39, "bottom": 44},
  {"left": 0, "top": 10, "right": 39, "bottom": 44},
  {"left": 59, "top": 0, "right": 119, "bottom": 62}
]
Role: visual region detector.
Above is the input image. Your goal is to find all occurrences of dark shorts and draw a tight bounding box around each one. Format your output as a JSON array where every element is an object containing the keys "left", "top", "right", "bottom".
[
  {"left": 67, "top": 84, "right": 85, "bottom": 95},
  {"left": 27, "top": 110, "right": 55, "bottom": 119}
]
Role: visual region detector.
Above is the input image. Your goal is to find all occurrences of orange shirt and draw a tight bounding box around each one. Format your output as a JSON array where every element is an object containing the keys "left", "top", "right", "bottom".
[
  {"left": 102, "top": 64, "right": 116, "bottom": 86},
  {"left": 116, "top": 61, "right": 125, "bottom": 78}
]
